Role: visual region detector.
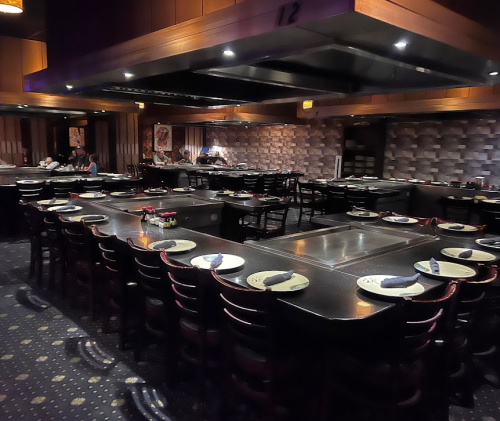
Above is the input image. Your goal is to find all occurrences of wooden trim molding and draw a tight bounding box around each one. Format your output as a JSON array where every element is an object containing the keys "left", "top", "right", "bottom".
[
  {"left": 0, "top": 91, "right": 139, "bottom": 113},
  {"left": 143, "top": 112, "right": 306, "bottom": 125}
]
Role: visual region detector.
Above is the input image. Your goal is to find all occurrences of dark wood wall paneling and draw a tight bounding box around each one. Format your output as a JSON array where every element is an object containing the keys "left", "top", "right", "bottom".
[
  {"left": 0, "top": 117, "right": 23, "bottom": 166},
  {"left": 95, "top": 120, "right": 111, "bottom": 172},
  {"left": 46, "top": 0, "right": 246, "bottom": 65},
  {"left": 116, "top": 113, "right": 139, "bottom": 173}
]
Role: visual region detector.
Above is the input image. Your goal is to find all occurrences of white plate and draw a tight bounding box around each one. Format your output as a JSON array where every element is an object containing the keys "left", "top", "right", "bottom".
[
  {"left": 229, "top": 193, "right": 253, "bottom": 199},
  {"left": 315, "top": 179, "right": 328, "bottom": 183},
  {"left": 38, "top": 199, "right": 69, "bottom": 206},
  {"left": 69, "top": 214, "right": 109, "bottom": 223},
  {"left": 382, "top": 216, "right": 419, "bottom": 225},
  {"left": 447, "top": 196, "right": 473, "bottom": 200},
  {"left": 362, "top": 176, "right": 379, "bottom": 180},
  {"left": 346, "top": 211, "right": 379, "bottom": 218},
  {"left": 51, "top": 179, "right": 73, "bottom": 183},
  {"left": 48, "top": 205, "right": 82, "bottom": 213},
  {"left": 144, "top": 189, "right": 168, "bottom": 195},
  {"left": 438, "top": 223, "right": 478, "bottom": 232},
  {"left": 247, "top": 271, "right": 309, "bottom": 292},
  {"left": 259, "top": 197, "right": 282, "bottom": 202},
  {"left": 214, "top": 190, "right": 234, "bottom": 195},
  {"left": 111, "top": 177, "right": 129, "bottom": 180},
  {"left": 79, "top": 193, "right": 107, "bottom": 199},
  {"left": 440, "top": 248, "right": 497, "bottom": 263},
  {"left": 110, "top": 192, "right": 136, "bottom": 197},
  {"left": 148, "top": 239, "right": 197, "bottom": 252},
  {"left": 414, "top": 260, "right": 476, "bottom": 279},
  {"left": 482, "top": 199, "right": 500, "bottom": 204},
  {"left": 357, "top": 275, "right": 425, "bottom": 297},
  {"left": 475, "top": 238, "right": 500, "bottom": 250},
  {"left": 190, "top": 254, "right": 245, "bottom": 271},
  {"left": 17, "top": 180, "right": 41, "bottom": 184},
  {"left": 173, "top": 188, "right": 195, "bottom": 192},
  {"left": 97, "top": 173, "right": 109, "bottom": 176}
]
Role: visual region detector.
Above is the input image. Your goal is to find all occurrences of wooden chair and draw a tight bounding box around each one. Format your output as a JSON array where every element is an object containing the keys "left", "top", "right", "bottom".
[
  {"left": 59, "top": 216, "right": 101, "bottom": 319},
  {"left": 161, "top": 253, "right": 223, "bottom": 407},
  {"left": 127, "top": 238, "right": 176, "bottom": 382},
  {"left": 211, "top": 270, "right": 303, "bottom": 420},
  {"left": 123, "top": 178, "right": 143, "bottom": 191},
  {"left": 262, "top": 174, "right": 277, "bottom": 195},
  {"left": 438, "top": 196, "right": 474, "bottom": 224},
  {"left": 197, "top": 171, "right": 210, "bottom": 190},
  {"left": 243, "top": 174, "right": 259, "bottom": 192},
  {"left": 16, "top": 180, "right": 45, "bottom": 201},
  {"left": 275, "top": 174, "right": 289, "bottom": 197},
  {"left": 81, "top": 178, "right": 103, "bottom": 193},
  {"left": 50, "top": 180, "right": 77, "bottom": 199},
  {"left": 325, "top": 280, "right": 460, "bottom": 421},
  {"left": 326, "top": 185, "right": 347, "bottom": 214},
  {"left": 297, "top": 181, "right": 327, "bottom": 227},
  {"left": 92, "top": 227, "right": 138, "bottom": 350},
  {"left": 186, "top": 170, "right": 199, "bottom": 188},
  {"left": 241, "top": 202, "right": 290, "bottom": 241},
  {"left": 287, "top": 174, "right": 300, "bottom": 203},
  {"left": 208, "top": 172, "right": 225, "bottom": 191},
  {"left": 40, "top": 206, "right": 65, "bottom": 291},
  {"left": 19, "top": 200, "right": 38, "bottom": 281},
  {"left": 478, "top": 200, "right": 500, "bottom": 234},
  {"left": 126, "top": 164, "right": 137, "bottom": 177},
  {"left": 345, "top": 188, "right": 377, "bottom": 210}
]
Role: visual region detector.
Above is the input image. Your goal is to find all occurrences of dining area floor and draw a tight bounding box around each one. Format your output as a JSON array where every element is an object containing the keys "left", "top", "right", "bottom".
[{"left": 1, "top": 229, "right": 500, "bottom": 421}]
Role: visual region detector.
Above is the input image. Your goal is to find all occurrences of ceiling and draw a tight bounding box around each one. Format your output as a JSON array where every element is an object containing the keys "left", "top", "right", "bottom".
[
  {"left": 0, "top": 0, "right": 46, "bottom": 41},
  {"left": 23, "top": 0, "right": 500, "bottom": 110}
]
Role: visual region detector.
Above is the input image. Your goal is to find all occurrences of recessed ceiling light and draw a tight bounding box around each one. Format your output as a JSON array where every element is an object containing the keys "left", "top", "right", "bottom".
[
  {"left": 223, "top": 49, "right": 235, "bottom": 57},
  {"left": 23, "top": 104, "right": 28, "bottom": 107},
  {"left": 490, "top": 71, "right": 499, "bottom": 76},
  {"left": 350, "top": 114, "right": 354, "bottom": 117},
  {"left": 394, "top": 41, "right": 408, "bottom": 49},
  {"left": 101, "top": 110, "right": 105, "bottom": 113},
  {"left": 64, "top": 117, "right": 67, "bottom": 119},
  {"left": 17, "top": 105, "right": 23, "bottom": 109},
  {"left": 236, "top": 104, "right": 241, "bottom": 107},
  {"left": 157, "top": 122, "right": 161, "bottom": 124},
  {"left": 66, "top": 85, "right": 73, "bottom": 90},
  {"left": 124, "top": 72, "right": 134, "bottom": 78},
  {"left": 0, "top": 1, "right": 23, "bottom": 14}
]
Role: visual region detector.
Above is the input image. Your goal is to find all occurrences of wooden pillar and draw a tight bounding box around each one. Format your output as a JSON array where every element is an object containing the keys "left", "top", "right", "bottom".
[{"left": 115, "top": 112, "right": 139, "bottom": 173}]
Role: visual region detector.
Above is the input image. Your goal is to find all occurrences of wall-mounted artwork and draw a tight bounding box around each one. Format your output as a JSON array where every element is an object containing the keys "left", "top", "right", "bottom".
[
  {"left": 153, "top": 124, "right": 173, "bottom": 151},
  {"left": 69, "top": 127, "right": 85, "bottom": 147}
]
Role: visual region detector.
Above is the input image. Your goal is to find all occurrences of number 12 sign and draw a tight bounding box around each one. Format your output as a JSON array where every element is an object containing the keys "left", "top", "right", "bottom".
[{"left": 276, "top": 2, "right": 302, "bottom": 28}]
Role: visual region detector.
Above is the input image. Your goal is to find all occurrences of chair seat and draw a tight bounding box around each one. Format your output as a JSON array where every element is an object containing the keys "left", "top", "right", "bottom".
[{"left": 179, "top": 317, "right": 222, "bottom": 346}]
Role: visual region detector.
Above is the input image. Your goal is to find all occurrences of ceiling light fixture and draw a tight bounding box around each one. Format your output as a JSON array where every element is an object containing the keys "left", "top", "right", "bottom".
[
  {"left": 223, "top": 49, "right": 235, "bottom": 57},
  {"left": 101, "top": 110, "right": 105, "bottom": 113},
  {"left": 490, "top": 71, "right": 499, "bottom": 76},
  {"left": 124, "top": 72, "right": 134, "bottom": 78},
  {"left": 66, "top": 85, "right": 73, "bottom": 90},
  {"left": 23, "top": 104, "right": 28, "bottom": 107},
  {"left": 394, "top": 41, "right": 408, "bottom": 49},
  {"left": 0, "top": 0, "right": 23, "bottom": 14},
  {"left": 17, "top": 105, "right": 23, "bottom": 109}
]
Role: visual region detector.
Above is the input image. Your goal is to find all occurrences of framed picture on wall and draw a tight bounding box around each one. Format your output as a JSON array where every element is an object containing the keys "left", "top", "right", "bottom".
[
  {"left": 153, "top": 124, "right": 173, "bottom": 151},
  {"left": 69, "top": 127, "right": 85, "bottom": 147}
]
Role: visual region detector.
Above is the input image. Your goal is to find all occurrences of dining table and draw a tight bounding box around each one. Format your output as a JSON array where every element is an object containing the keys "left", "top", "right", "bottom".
[{"left": 39, "top": 196, "right": 500, "bottom": 341}]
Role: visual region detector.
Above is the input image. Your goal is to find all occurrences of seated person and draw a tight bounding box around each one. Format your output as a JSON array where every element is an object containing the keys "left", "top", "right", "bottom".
[
  {"left": 175, "top": 149, "right": 192, "bottom": 164},
  {"left": 84, "top": 154, "right": 98, "bottom": 175},
  {"left": 67, "top": 150, "right": 77, "bottom": 166},
  {"left": 153, "top": 151, "right": 172, "bottom": 165},
  {"left": 44, "top": 157, "right": 60, "bottom": 170}
]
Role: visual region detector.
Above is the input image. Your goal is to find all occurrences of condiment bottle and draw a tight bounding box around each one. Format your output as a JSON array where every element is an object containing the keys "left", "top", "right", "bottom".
[
  {"left": 170, "top": 212, "right": 178, "bottom": 228},
  {"left": 141, "top": 206, "right": 148, "bottom": 222}
]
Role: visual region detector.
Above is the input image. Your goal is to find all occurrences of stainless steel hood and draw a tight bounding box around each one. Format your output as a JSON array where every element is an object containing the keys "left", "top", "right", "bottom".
[{"left": 24, "top": 0, "right": 500, "bottom": 108}]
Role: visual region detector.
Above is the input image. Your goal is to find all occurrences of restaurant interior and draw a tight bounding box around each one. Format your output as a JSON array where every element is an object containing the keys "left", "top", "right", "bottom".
[{"left": 2, "top": 0, "right": 500, "bottom": 420}]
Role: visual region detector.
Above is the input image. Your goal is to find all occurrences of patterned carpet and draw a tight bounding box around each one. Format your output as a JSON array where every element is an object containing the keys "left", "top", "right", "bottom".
[{"left": 1, "top": 232, "right": 500, "bottom": 420}]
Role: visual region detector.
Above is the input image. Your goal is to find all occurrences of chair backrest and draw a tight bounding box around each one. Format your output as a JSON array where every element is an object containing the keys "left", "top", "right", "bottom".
[
  {"left": 82, "top": 179, "right": 103, "bottom": 192},
  {"left": 30, "top": 204, "right": 46, "bottom": 240},
  {"left": 197, "top": 171, "right": 210, "bottom": 189},
  {"left": 275, "top": 174, "right": 289, "bottom": 196},
  {"left": 439, "top": 196, "right": 474, "bottom": 224},
  {"left": 123, "top": 178, "right": 142, "bottom": 191},
  {"left": 50, "top": 180, "right": 77, "bottom": 198},
  {"left": 126, "top": 238, "right": 163, "bottom": 296},
  {"left": 345, "top": 188, "right": 375, "bottom": 209},
  {"left": 186, "top": 170, "right": 198, "bottom": 188},
  {"left": 263, "top": 202, "right": 290, "bottom": 235},
  {"left": 208, "top": 173, "right": 224, "bottom": 191},
  {"left": 16, "top": 180, "right": 45, "bottom": 201},
  {"left": 401, "top": 280, "right": 460, "bottom": 360},
  {"left": 326, "top": 185, "right": 347, "bottom": 213},
  {"left": 19, "top": 200, "right": 36, "bottom": 239},
  {"left": 242, "top": 174, "right": 259, "bottom": 192},
  {"left": 126, "top": 164, "right": 137, "bottom": 177},
  {"left": 478, "top": 201, "right": 500, "bottom": 234},
  {"left": 298, "top": 181, "right": 325, "bottom": 203},
  {"left": 262, "top": 174, "right": 277, "bottom": 193},
  {"left": 40, "top": 207, "right": 62, "bottom": 246},
  {"left": 58, "top": 216, "right": 92, "bottom": 265},
  {"left": 161, "top": 253, "right": 220, "bottom": 335},
  {"left": 211, "top": 270, "right": 274, "bottom": 351}
]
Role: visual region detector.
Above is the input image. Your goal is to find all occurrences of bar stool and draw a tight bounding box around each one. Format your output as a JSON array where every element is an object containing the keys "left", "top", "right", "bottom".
[{"left": 50, "top": 179, "right": 77, "bottom": 198}]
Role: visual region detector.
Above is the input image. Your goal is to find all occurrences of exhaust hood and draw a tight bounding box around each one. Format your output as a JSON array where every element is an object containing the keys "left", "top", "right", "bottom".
[{"left": 24, "top": 0, "right": 500, "bottom": 109}]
